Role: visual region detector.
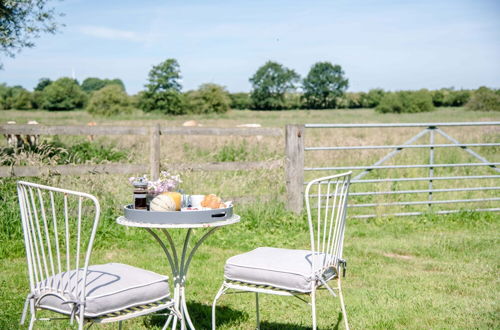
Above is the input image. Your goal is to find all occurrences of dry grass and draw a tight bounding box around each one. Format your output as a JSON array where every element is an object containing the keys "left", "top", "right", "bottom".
[{"left": 1, "top": 107, "right": 499, "bottom": 217}]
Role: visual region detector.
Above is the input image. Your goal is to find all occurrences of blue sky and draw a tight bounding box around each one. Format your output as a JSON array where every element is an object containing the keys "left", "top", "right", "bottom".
[{"left": 1, "top": 0, "right": 499, "bottom": 94}]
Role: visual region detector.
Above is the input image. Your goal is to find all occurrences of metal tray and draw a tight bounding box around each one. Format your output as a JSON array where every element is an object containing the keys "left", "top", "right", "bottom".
[{"left": 123, "top": 204, "right": 233, "bottom": 224}]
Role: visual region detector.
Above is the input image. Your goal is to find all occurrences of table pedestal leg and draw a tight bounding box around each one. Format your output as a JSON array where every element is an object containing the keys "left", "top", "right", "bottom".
[{"left": 147, "top": 227, "right": 219, "bottom": 330}]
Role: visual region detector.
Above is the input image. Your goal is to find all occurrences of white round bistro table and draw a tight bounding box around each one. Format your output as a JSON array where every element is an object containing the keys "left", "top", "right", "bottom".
[{"left": 116, "top": 214, "right": 240, "bottom": 330}]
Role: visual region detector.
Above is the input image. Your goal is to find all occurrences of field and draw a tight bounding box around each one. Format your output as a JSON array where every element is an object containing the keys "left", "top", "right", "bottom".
[{"left": 0, "top": 107, "right": 499, "bottom": 329}]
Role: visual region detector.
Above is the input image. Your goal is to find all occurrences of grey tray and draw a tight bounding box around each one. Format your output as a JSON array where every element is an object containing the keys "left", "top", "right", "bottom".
[{"left": 123, "top": 204, "right": 233, "bottom": 224}]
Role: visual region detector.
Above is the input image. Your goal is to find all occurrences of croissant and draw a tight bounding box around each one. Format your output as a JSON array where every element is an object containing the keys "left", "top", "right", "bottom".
[{"left": 201, "top": 194, "right": 223, "bottom": 209}]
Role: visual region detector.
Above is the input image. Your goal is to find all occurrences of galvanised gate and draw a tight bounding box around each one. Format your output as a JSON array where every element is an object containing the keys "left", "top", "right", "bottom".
[{"left": 299, "top": 122, "right": 500, "bottom": 218}]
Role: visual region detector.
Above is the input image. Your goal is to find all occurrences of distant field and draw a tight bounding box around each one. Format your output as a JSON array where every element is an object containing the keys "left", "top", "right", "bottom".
[
  {"left": 1, "top": 107, "right": 499, "bottom": 126},
  {"left": 0, "top": 107, "right": 499, "bottom": 329}
]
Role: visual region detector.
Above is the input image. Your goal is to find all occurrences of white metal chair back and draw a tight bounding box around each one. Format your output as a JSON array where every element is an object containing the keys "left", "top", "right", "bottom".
[
  {"left": 305, "top": 171, "right": 351, "bottom": 278},
  {"left": 17, "top": 181, "right": 101, "bottom": 314}
]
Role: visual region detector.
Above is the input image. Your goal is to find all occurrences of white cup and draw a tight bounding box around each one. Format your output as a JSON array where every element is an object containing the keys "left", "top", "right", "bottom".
[{"left": 190, "top": 195, "right": 205, "bottom": 208}]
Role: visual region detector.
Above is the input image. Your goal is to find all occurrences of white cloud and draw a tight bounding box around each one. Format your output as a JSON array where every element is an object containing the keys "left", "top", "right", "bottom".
[{"left": 79, "top": 26, "right": 142, "bottom": 42}]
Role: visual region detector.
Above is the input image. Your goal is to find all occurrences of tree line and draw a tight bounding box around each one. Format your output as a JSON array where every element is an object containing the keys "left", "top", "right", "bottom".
[{"left": 1, "top": 58, "right": 499, "bottom": 115}]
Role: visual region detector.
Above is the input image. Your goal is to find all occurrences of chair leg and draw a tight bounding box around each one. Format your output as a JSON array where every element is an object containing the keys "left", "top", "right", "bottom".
[
  {"left": 337, "top": 276, "right": 349, "bottom": 330},
  {"left": 212, "top": 283, "right": 227, "bottom": 330},
  {"left": 28, "top": 314, "right": 36, "bottom": 330},
  {"left": 79, "top": 308, "right": 85, "bottom": 330},
  {"left": 118, "top": 320, "right": 123, "bottom": 330},
  {"left": 255, "top": 292, "right": 260, "bottom": 330},
  {"left": 28, "top": 300, "right": 36, "bottom": 330},
  {"left": 311, "top": 287, "right": 317, "bottom": 330}
]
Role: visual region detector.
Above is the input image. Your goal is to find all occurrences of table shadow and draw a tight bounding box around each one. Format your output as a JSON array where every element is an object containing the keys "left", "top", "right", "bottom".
[{"left": 144, "top": 301, "right": 247, "bottom": 329}]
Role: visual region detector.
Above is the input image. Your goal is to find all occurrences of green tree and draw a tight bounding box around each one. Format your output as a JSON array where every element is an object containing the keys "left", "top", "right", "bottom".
[
  {"left": 41, "top": 77, "right": 87, "bottom": 110},
  {"left": 0, "top": 1, "right": 63, "bottom": 69},
  {"left": 34, "top": 77, "right": 52, "bottom": 91},
  {"left": 302, "top": 62, "right": 348, "bottom": 109},
  {"left": 465, "top": 87, "right": 500, "bottom": 111},
  {"left": 185, "top": 83, "right": 231, "bottom": 114},
  {"left": 86, "top": 85, "right": 132, "bottom": 116},
  {"left": 249, "top": 61, "right": 300, "bottom": 110},
  {"left": 81, "top": 77, "right": 125, "bottom": 93},
  {"left": 139, "top": 59, "right": 185, "bottom": 114}
]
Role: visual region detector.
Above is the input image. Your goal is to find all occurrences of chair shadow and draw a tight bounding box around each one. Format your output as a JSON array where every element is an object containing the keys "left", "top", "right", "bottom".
[
  {"left": 258, "top": 311, "right": 343, "bottom": 330},
  {"left": 144, "top": 301, "right": 247, "bottom": 329}
]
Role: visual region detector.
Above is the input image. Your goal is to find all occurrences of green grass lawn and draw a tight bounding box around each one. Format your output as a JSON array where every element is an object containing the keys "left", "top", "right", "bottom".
[
  {"left": 0, "top": 205, "right": 498, "bottom": 329},
  {"left": 0, "top": 107, "right": 499, "bottom": 328}
]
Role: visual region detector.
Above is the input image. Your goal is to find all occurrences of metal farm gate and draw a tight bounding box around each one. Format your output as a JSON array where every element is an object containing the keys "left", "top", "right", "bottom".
[{"left": 300, "top": 122, "right": 500, "bottom": 218}]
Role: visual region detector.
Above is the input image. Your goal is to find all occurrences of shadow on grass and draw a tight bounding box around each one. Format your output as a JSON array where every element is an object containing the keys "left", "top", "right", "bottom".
[
  {"left": 144, "top": 301, "right": 248, "bottom": 329},
  {"left": 259, "top": 312, "right": 343, "bottom": 330}
]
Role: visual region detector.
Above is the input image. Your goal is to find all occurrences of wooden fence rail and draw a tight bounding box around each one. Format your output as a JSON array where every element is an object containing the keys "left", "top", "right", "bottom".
[
  {"left": 1, "top": 124, "right": 295, "bottom": 208},
  {"left": 0, "top": 124, "right": 149, "bottom": 135}
]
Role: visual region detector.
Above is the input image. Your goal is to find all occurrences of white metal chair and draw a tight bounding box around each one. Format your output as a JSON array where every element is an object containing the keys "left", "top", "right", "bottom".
[
  {"left": 17, "top": 181, "right": 179, "bottom": 330},
  {"left": 212, "top": 172, "right": 352, "bottom": 330}
]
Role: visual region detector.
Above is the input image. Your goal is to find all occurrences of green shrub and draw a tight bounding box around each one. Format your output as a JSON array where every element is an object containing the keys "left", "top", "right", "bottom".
[
  {"left": 140, "top": 90, "right": 186, "bottom": 115},
  {"left": 10, "top": 87, "right": 33, "bottom": 110},
  {"left": 229, "top": 92, "right": 251, "bottom": 109},
  {"left": 339, "top": 92, "right": 365, "bottom": 109},
  {"left": 284, "top": 93, "right": 303, "bottom": 109},
  {"left": 431, "top": 89, "right": 446, "bottom": 107},
  {"left": 86, "top": 85, "right": 132, "bottom": 116},
  {"left": 465, "top": 87, "right": 500, "bottom": 111},
  {"left": 376, "top": 89, "right": 434, "bottom": 113},
  {"left": 0, "top": 84, "right": 33, "bottom": 110},
  {"left": 31, "top": 90, "right": 45, "bottom": 109},
  {"left": 376, "top": 92, "right": 403, "bottom": 113},
  {"left": 362, "top": 88, "right": 385, "bottom": 108},
  {"left": 444, "top": 89, "right": 470, "bottom": 106},
  {"left": 185, "top": 83, "right": 231, "bottom": 114},
  {"left": 0, "top": 83, "right": 9, "bottom": 110},
  {"left": 41, "top": 77, "right": 87, "bottom": 110}
]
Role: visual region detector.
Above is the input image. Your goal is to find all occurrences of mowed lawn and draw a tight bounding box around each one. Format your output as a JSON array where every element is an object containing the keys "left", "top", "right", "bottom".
[
  {"left": 0, "top": 107, "right": 499, "bottom": 329},
  {"left": 0, "top": 209, "right": 498, "bottom": 329}
]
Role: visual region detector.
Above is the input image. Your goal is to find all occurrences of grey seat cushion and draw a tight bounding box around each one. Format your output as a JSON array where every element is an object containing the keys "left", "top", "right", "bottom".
[
  {"left": 35, "top": 263, "right": 170, "bottom": 318},
  {"left": 224, "top": 247, "right": 337, "bottom": 293}
]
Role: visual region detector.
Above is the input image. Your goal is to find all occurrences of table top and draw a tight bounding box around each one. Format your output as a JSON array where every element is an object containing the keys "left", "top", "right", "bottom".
[{"left": 116, "top": 214, "right": 240, "bottom": 229}]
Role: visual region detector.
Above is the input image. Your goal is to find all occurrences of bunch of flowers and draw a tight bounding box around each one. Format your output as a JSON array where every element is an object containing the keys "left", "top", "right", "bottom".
[{"left": 129, "top": 171, "right": 182, "bottom": 194}]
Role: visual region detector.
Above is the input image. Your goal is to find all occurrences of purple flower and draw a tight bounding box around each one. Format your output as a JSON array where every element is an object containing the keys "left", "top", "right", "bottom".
[{"left": 131, "top": 171, "right": 181, "bottom": 194}]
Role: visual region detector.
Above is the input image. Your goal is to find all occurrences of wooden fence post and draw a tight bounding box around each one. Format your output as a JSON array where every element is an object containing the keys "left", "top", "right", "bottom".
[
  {"left": 150, "top": 123, "right": 161, "bottom": 181},
  {"left": 285, "top": 124, "right": 304, "bottom": 213}
]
